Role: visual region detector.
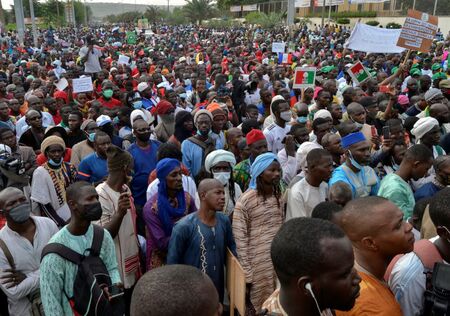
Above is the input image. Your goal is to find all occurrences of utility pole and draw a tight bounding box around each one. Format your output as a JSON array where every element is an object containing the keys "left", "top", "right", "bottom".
[
  {"left": 84, "top": 0, "right": 88, "bottom": 25},
  {"left": 13, "top": 0, "right": 25, "bottom": 45},
  {"left": 287, "top": 0, "right": 295, "bottom": 25},
  {"left": 433, "top": 0, "right": 438, "bottom": 16},
  {"left": 29, "top": 0, "right": 38, "bottom": 47},
  {"left": 321, "top": 0, "right": 325, "bottom": 26}
]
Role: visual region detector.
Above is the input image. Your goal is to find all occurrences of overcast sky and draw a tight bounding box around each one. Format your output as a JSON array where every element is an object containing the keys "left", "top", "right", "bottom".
[{"left": 2, "top": 0, "right": 187, "bottom": 10}]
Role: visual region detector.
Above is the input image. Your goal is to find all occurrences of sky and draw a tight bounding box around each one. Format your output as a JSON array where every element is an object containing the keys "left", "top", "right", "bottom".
[{"left": 2, "top": 0, "right": 187, "bottom": 10}]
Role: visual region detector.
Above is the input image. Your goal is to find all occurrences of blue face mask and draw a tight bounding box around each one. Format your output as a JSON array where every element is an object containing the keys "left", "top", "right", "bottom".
[
  {"left": 133, "top": 100, "right": 143, "bottom": 109},
  {"left": 196, "top": 129, "right": 209, "bottom": 137},
  {"left": 348, "top": 151, "right": 363, "bottom": 170},
  {"left": 297, "top": 116, "right": 308, "bottom": 124},
  {"left": 184, "top": 79, "right": 191, "bottom": 86},
  {"left": 48, "top": 158, "right": 62, "bottom": 167},
  {"left": 88, "top": 132, "right": 96, "bottom": 142},
  {"left": 113, "top": 116, "right": 119, "bottom": 125}
]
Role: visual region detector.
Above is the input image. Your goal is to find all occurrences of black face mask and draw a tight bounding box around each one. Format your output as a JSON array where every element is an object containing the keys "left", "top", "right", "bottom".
[
  {"left": 80, "top": 202, "right": 103, "bottom": 221},
  {"left": 136, "top": 133, "right": 150, "bottom": 142}
]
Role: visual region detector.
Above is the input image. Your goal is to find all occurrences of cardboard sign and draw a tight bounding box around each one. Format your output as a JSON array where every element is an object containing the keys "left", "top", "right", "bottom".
[
  {"left": 54, "top": 77, "right": 68, "bottom": 91},
  {"left": 118, "top": 55, "right": 130, "bottom": 65},
  {"left": 347, "top": 62, "right": 371, "bottom": 85},
  {"left": 72, "top": 76, "right": 93, "bottom": 93},
  {"left": 293, "top": 67, "right": 316, "bottom": 89},
  {"left": 272, "top": 42, "right": 286, "bottom": 54},
  {"left": 397, "top": 10, "right": 438, "bottom": 53}
]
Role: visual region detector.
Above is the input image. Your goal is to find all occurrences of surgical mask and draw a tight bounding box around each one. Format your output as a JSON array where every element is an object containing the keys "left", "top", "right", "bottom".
[
  {"left": 391, "top": 157, "right": 400, "bottom": 171},
  {"left": 353, "top": 120, "right": 364, "bottom": 130},
  {"left": 102, "top": 89, "right": 113, "bottom": 99},
  {"left": 8, "top": 202, "right": 31, "bottom": 223},
  {"left": 184, "top": 79, "right": 191, "bottom": 86},
  {"left": 348, "top": 151, "right": 363, "bottom": 170},
  {"left": 81, "top": 201, "right": 103, "bottom": 221},
  {"left": 297, "top": 116, "right": 308, "bottom": 124},
  {"left": 213, "top": 171, "right": 230, "bottom": 186},
  {"left": 280, "top": 110, "right": 292, "bottom": 122},
  {"left": 88, "top": 132, "right": 96, "bottom": 142},
  {"left": 133, "top": 100, "right": 143, "bottom": 109},
  {"left": 196, "top": 129, "right": 210, "bottom": 137},
  {"left": 48, "top": 158, "right": 63, "bottom": 167}
]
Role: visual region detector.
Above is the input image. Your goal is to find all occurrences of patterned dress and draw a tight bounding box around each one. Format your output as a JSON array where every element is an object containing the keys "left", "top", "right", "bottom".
[{"left": 232, "top": 189, "right": 285, "bottom": 314}]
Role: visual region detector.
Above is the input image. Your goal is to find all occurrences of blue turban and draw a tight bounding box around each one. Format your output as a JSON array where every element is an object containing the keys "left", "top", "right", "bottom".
[
  {"left": 156, "top": 158, "right": 186, "bottom": 236},
  {"left": 341, "top": 132, "right": 366, "bottom": 149},
  {"left": 249, "top": 152, "right": 278, "bottom": 190}
]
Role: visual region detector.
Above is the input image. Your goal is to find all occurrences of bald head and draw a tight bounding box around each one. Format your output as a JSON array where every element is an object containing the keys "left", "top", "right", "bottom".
[
  {"left": 25, "top": 109, "right": 40, "bottom": 119},
  {"left": 347, "top": 102, "right": 364, "bottom": 115},
  {"left": 131, "top": 265, "right": 219, "bottom": 316},
  {"left": 198, "top": 179, "right": 223, "bottom": 195},
  {"left": 429, "top": 103, "right": 449, "bottom": 119}
]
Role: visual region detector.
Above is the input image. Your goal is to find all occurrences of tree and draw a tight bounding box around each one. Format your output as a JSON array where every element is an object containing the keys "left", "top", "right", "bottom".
[
  {"left": 245, "top": 11, "right": 285, "bottom": 28},
  {"left": 183, "top": 0, "right": 216, "bottom": 25}
]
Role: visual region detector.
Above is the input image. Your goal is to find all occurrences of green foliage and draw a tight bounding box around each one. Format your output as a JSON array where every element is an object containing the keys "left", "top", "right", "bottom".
[
  {"left": 336, "top": 18, "right": 350, "bottom": 24},
  {"left": 307, "top": 11, "right": 376, "bottom": 18},
  {"left": 245, "top": 11, "right": 285, "bottom": 28},
  {"left": 295, "top": 17, "right": 311, "bottom": 26},
  {"left": 104, "top": 11, "right": 142, "bottom": 23},
  {"left": 365, "top": 20, "right": 379, "bottom": 26},
  {"left": 205, "top": 18, "right": 241, "bottom": 28},
  {"left": 183, "top": 0, "right": 217, "bottom": 24},
  {"left": 386, "top": 22, "right": 402, "bottom": 29}
]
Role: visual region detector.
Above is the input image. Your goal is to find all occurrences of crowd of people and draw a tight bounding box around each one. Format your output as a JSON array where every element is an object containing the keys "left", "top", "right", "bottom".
[{"left": 0, "top": 21, "right": 449, "bottom": 316}]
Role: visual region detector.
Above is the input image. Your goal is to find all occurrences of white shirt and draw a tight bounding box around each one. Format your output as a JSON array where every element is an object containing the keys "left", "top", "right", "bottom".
[
  {"left": 0, "top": 216, "right": 59, "bottom": 316},
  {"left": 277, "top": 148, "right": 298, "bottom": 185},
  {"left": 16, "top": 112, "right": 55, "bottom": 139},
  {"left": 146, "top": 175, "right": 200, "bottom": 209},
  {"left": 286, "top": 177, "right": 328, "bottom": 220},
  {"left": 79, "top": 46, "right": 103, "bottom": 74},
  {"left": 389, "top": 237, "right": 442, "bottom": 316},
  {"left": 263, "top": 122, "right": 291, "bottom": 154}
]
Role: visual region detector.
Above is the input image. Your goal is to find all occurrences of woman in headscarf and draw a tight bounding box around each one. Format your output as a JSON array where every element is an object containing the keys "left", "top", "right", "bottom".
[
  {"left": 205, "top": 149, "right": 242, "bottom": 217},
  {"left": 168, "top": 111, "right": 195, "bottom": 149},
  {"left": 154, "top": 100, "right": 175, "bottom": 143},
  {"left": 232, "top": 152, "right": 284, "bottom": 314},
  {"left": 143, "top": 158, "right": 196, "bottom": 270},
  {"left": 30, "top": 135, "right": 77, "bottom": 228}
]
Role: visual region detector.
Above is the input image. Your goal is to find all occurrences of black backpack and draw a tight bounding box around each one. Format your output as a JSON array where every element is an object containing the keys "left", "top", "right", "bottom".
[{"left": 41, "top": 225, "right": 124, "bottom": 316}]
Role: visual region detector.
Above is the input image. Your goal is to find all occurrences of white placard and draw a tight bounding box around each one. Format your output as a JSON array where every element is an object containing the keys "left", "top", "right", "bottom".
[
  {"left": 344, "top": 23, "right": 406, "bottom": 53},
  {"left": 230, "top": 5, "right": 241, "bottom": 12},
  {"left": 54, "top": 77, "right": 68, "bottom": 91},
  {"left": 118, "top": 55, "right": 130, "bottom": 65},
  {"left": 242, "top": 4, "right": 258, "bottom": 11},
  {"left": 272, "top": 42, "right": 286, "bottom": 53},
  {"left": 72, "top": 77, "right": 93, "bottom": 93}
]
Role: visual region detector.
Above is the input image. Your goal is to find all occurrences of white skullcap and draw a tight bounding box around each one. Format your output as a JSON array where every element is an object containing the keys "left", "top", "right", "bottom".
[
  {"left": 313, "top": 109, "right": 332, "bottom": 121},
  {"left": 205, "top": 150, "right": 236, "bottom": 173},
  {"left": 411, "top": 117, "right": 439, "bottom": 141}
]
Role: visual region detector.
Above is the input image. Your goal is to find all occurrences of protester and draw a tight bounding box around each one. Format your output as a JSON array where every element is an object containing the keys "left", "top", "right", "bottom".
[
  {"left": 262, "top": 217, "right": 361, "bottom": 316},
  {"left": 70, "top": 119, "right": 99, "bottom": 168},
  {"left": 167, "top": 179, "right": 236, "bottom": 302},
  {"left": 233, "top": 152, "right": 284, "bottom": 312},
  {"left": 168, "top": 110, "right": 194, "bottom": 149},
  {"left": 263, "top": 98, "right": 292, "bottom": 154},
  {"left": 77, "top": 131, "right": 111, "bottom": 183},
  {"left": 414, "top": 155, "right": 450, "bottom": 202}
]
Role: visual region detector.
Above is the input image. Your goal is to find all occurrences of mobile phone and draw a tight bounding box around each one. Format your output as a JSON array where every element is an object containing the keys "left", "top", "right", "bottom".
[
  {"left": 108, "top": 285, "right": 124, "bottom": 300},
  {"left": 379, "top": 85, "right": 390, "bottom": 93},
  {"left": 382, "top": 126, "right": 390, "bottom": 139}
]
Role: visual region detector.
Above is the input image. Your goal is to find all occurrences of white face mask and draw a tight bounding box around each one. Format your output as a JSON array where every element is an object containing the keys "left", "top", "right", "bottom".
[
  {"left": 213, "top": 171, "right": 230, "bottom": 186},
  {"left": 280, "top": 110, "right": 292, "bottom": 122}
]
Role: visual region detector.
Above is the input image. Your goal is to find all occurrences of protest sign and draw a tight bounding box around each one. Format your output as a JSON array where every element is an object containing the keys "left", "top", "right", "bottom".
[
  {"left": 347, "top": 62, "right": 371, "bottom": 85},
  {"left": 242, "top": 4, "right": 257, "bottom": 11},
  {"left": 397, "top": 10, "right": 438, "bottom": 53},
  {"left": 137, "top": 18, "right": 149, "bottom": 30},
  {"left": 344, "top": 23, "right": 405, "bottom": 53},
  {"left": 230, "top": 5, "right": 241, "bottom": 12},
  {"left": 72, "top": 77, "right": 93, "bottom": 93},
  {"left": 118, "top": 55, "right": 130, "bottom": 65},
  {"left": 126, "top": 31, "right": 137, "bottom": 45},
  {"left": 293, "top": 67, "right": 316, "bottom": 89},
  {"left": 272, "top": 42, "right": 286, "bottom": 53},
  {"left": 54, "top": 77, "right": 68, "bottom": 91}
]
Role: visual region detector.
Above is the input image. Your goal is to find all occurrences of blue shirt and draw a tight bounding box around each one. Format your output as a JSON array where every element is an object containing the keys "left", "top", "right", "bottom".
[
  {"left": 181, "top": 139, "right": 204, "bottom": 178},
  {"left": 329, "top": 164, "right": 380, "bottom": 198},
  {"left": 128, "top": 141, "right": 160, "bottom": 206},
  {"left": 77, "top": 152, "right": 108, "bottom": 183},
  {"left": 414, "top": 182, "right": 442, "bottom": 202},
  {"left": 167, "top": 212, "right": 236, "bottom": 302}
]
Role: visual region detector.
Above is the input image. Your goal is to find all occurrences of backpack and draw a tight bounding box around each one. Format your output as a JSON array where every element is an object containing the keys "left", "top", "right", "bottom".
[{"left": 41, "top": 225, "right": 124, "bottom": 316}]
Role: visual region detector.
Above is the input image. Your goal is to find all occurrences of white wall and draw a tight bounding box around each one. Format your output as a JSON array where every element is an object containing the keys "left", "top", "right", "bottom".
[{"left": 308, "top": 16, "right": 450, "bottom": 37}]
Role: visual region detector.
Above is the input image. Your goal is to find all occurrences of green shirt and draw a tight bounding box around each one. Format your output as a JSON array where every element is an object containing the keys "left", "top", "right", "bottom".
[
  {"left": 40, "top": 224, "right": 121, "bottom": 315},
  {"left": 378, "top": 173, "right": 415, "bottom": 218}
]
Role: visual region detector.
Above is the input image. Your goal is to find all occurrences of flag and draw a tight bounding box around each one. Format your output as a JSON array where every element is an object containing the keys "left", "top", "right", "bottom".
[
  {"left": 293, "top": 67, "right": 316, "bottom": 89},
  {"left": 347, "top": 62, "right": 371, "bottom": 85},
  {"left": 278, "top": 53, "right": 292, "bottom": 64}
]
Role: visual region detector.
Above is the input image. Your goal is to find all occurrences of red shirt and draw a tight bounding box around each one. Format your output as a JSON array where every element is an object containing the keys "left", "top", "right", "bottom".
[
  {"left": 52, "top": 113, "right": 62, "bottom": 125},
  {"left": 97, "top": 97, "right": 122, "bottom": 109}
]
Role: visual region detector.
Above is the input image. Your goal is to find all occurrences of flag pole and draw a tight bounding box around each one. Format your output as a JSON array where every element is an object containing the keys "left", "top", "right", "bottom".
[{"left": 402, "top": 49, "right": 411, "bottom": 66}]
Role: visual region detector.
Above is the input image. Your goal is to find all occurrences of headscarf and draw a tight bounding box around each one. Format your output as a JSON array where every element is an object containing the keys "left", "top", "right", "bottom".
[
  {"left": 174, "top": 111, "right": 194, "bottom": 144},
  {"left": 411, "top": 117, "right": 439, "bottom": 142},
  {"left": 54, "top": 90, "right": 68, "bottom": 104},
  {"left": 205, "top": 150, "right": 236, "bottom": 173},
  {"left": 156, "top": 158, "right": 186, "bottom": 236},
  {"left": 156, "top": 100, "right": 174, "bottom": 115},
  {"left": 41, "top": 135, "right": 66, "bottom": 154},
  {"left": 249, "top": 152, "right": 278, "bottom": 190}
]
